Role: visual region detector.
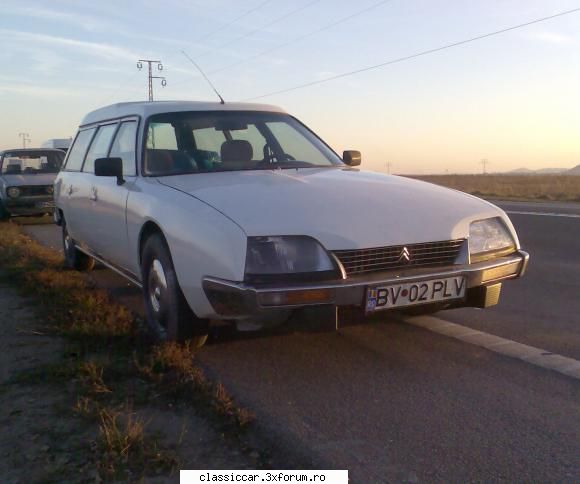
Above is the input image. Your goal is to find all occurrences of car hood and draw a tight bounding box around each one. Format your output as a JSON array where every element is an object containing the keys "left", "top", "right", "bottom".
[
  {"left": 158, "top": 168, "right": 516, "bottom": 250},
  {"left": 1, "top": 173, "right": 57, "bottom": 187}
]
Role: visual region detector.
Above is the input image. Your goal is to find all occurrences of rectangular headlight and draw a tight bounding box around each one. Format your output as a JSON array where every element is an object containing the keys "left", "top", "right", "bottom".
[
  {"left": 469, "top": 217, "right": 516, "bottom": 263},
  {"left": 245, "top": 236, "right": 335, "bottom": 276}
]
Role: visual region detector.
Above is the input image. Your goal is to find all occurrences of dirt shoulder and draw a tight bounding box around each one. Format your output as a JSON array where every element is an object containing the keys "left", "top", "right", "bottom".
[
  {"left": 0, "top": 280, "right": 89, "bottom": 481},
  {"left": 0, "top": 222, "right": 264, "bottom": 482}
]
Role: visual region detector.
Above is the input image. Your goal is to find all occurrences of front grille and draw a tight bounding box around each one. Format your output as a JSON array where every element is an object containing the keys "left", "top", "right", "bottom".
[
  {"left": 333, "top": 239, "right": 465, "bottom": 276},
  {"left": 16, "top": 185, "right": 51, "bottom": 197}
]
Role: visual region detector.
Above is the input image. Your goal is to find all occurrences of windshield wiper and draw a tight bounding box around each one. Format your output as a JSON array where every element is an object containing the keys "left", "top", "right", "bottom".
[{"left": 258, "top": 161, "right": 318, "bottom": 170}]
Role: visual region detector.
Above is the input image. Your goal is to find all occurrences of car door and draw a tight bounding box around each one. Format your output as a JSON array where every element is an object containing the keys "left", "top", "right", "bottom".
[
  {"left": 75, "top": 123, "right": 118, "bottom": 253},
  {"left": 58, "top": 127, "right": 97, "bottom": 244},
  {"left": 87, "top": 120, "right": 139, "bottom": 272}
]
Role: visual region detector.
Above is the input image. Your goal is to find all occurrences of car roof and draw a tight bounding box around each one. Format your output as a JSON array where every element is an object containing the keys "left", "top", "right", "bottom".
[
  {"left": 0, "top": 148, "right": 66, "bottom": 155},
  {"left": 80, "top": 100, "right": 287, "bottom": 127}
]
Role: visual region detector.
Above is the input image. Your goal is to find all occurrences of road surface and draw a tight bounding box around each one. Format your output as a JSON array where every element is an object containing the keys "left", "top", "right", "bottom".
[{"left": 18, "top": 200, "right": 580, "bottom": 482}]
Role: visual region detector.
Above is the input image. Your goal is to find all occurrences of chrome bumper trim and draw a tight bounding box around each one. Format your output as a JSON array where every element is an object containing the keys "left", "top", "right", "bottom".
[{"left": 203, "top": 251, "right": 529, "bottom": 318}]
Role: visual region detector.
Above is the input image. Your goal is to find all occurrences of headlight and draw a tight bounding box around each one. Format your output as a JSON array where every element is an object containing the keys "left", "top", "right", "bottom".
[
  {"left": 46, "top": 186, "right": 54, "bottom": 195},
  {"left": 469, "top": 217, "right": 516, "bottom": 263},
  {"left": 245, "top": 236, "right": 336, "bottom": 280},
  {"left": 7, "top": 187, "right": 20, "bottom": 198}
]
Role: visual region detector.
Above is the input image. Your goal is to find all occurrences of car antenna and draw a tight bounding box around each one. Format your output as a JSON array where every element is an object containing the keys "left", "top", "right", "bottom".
[{"left": 181, "top": 50, "right": 225, "bottom": 104}]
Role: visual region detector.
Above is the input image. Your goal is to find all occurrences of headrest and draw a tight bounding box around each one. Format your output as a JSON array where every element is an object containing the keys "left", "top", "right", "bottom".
[
  {"left": 146, "top": 149, "right": 174, "bottom": 174},
  {"left": 220, "top": 140, "right": 253, "bottom": 163},
  {"left": 5, "top": 164, "right": 22, "bottom": 175}
]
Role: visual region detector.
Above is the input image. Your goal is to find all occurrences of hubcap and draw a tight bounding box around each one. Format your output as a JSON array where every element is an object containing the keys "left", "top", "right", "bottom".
[
  {"left": 64, "top": 230, "right": 71, "bottom": 253},
  {"left": 148, "top": 259, "right": 168, "bottom": 318}
]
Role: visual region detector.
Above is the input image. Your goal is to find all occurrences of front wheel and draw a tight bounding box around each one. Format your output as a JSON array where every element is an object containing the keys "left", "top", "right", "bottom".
[
  {"left": 0, "top": 200, "right": 9, "bottom": 221},
  {"left": 141, "top": 233, "right": 209, "bottom": 346},
  {"left": 62, "top": 223, "right": 95, "bottom": 271}
]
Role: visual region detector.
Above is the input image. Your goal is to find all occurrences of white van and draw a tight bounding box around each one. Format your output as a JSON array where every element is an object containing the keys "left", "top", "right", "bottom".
[{"left": 41, "top": 138, "right": 72, "bottom": 153}]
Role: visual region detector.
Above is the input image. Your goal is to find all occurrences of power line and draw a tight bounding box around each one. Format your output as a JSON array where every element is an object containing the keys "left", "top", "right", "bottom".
[
  {"left": 208, "top": 0, "right": 393, "bottom": 76},
  {"left": 171, "top": 0, "right": 390, "bottom": 89},
  {"left": 196, "top": 0, "right": 276, "bottom": 42},
  {"left": 244, "top": 7, "right": 580, "bottom": 101},
  {"left": 195, "top": 0, "right": 321, "bottom": 60},
  {"left": 97, "top": 70, "right": 140, "bottom": 106}
]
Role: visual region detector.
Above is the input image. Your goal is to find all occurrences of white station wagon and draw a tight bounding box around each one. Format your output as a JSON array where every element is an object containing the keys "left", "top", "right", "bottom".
[{"left": 54, "top": 101, "right": 529, "bottom": 346}]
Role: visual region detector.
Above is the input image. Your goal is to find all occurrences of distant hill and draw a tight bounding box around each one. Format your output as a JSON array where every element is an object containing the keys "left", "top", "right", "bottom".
[
  {"left": 536, "top": 168, "right": 569, "bottom": 174},
  {"left": 508, "top": 168, "right": 535, "bottom": 174},
  {"left": 506, "top": 167, "right": 575, "bottom": 175}
]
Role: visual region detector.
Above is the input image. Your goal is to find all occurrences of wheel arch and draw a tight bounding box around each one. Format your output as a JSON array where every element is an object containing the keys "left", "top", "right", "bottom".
[{"left": 138, "top": 220, "right": 167, "bottom": 266}]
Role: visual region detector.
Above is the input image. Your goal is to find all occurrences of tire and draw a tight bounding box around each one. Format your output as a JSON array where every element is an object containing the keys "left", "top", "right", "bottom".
[
  {"left": 0, "top": 200, "right": 9, "bottom": 221},
  {"left": 62, "top": 222, "right": 95, "bottom": 271},
  {"left": 141, "top": 233, "right": 209, "bottom": 346}
]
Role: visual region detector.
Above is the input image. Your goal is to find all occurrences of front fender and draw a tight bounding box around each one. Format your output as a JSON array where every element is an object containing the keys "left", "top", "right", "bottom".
[{"left": 127, "top": 178, "right": 247, "bottom": 318}]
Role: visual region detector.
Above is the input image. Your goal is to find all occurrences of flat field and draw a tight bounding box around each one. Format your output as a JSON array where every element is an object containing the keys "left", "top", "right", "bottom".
[{"left": 406, "top": 175, "right": 580, "bottom": 202}]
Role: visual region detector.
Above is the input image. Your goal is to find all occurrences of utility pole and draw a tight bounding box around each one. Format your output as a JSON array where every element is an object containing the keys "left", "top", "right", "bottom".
[
  {"left": 137, "top": 59, "right": 166, "bottom": 101},
  {"left": 385, "top": 161, "right": 392, "bottom": 174},
  {"left": 18, "top": 132, "right": 31, "bottom": 148},
  {"left": 480, "top": 158, "right": 490, "bottom": 174}
]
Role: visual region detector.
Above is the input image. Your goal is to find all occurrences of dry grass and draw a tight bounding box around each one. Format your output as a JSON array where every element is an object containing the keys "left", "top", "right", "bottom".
[
  {"left": 407, "top": 175, "right": 580, "bottom": 202},
  {"left": 0, "top": 220, "right": 255, "bottom": 478},
  {"left": 97, "top": 408, "right": 178, "bottom": 480},
  {"left": 78, "top": 362, "right": 112, "bottom": 395},
  {"left": 138, "top": 342, "right": 256, "bottom": 428}
]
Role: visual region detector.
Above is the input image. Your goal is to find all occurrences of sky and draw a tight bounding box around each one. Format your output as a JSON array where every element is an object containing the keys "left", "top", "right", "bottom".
[{"left": 0, "top": 0, "right": 579, "bottom": 174}]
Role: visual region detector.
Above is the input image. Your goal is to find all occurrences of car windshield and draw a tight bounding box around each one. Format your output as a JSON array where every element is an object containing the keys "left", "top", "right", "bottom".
[
  {"left": 1, "top": 151, "right": 64, "bottom": 175},
  {"left": 144, "top": 111, "right": 343, "bottom": 176}
]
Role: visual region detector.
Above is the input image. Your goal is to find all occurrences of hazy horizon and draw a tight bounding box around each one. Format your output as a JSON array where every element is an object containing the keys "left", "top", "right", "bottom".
[{"left": 1, "top": 0, "right": 579, "bottom": 175}]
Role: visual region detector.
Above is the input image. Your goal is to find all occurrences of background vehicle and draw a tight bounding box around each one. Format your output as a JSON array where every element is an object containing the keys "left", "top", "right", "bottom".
[
  {"left": 41, "top": 138, "right": 72, "bottom": 153},
  {"left": 0, "top": 149, "right": 65, "bottom": 219},
  {"left": 54, "top": 101, "right": 528, "bottom": 347}
]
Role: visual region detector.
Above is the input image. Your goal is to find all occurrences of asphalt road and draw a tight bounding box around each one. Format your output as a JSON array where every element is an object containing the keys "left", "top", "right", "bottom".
[{"left": 17, "top": 200, "right": 580, "bottom": 482}]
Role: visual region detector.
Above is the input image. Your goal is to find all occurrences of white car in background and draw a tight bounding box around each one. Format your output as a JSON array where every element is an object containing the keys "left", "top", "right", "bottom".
[
  {"left": 0, "top": 148, "right": 65, "bottom": 219},
  {"left": 54, "top": 101, "right": 529, "bottom": 346}
]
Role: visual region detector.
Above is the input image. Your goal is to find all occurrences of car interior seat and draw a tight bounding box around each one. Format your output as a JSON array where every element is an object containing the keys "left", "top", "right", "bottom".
[
  {"left": 5, "top": 163, "right": 22, "bottom": 175},
  {"left": 219, "top": 140, "right": 253, "bottom": 170},
  {"left": 146, "top": 149, "right": 196, "bottom": 175}
]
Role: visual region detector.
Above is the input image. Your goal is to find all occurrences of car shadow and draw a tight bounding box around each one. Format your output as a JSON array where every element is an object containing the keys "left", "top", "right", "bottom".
[{"left": 207, "top": 306, "right": 404, "bottom": 346}]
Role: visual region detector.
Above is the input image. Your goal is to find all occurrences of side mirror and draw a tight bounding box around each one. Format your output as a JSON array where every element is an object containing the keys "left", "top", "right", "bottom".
[
  {"left": 343, "top": 150, "right": 361, "bottom": 167},
  {"left": 95, "top": 157, "right": 124, "bottom": 185}
]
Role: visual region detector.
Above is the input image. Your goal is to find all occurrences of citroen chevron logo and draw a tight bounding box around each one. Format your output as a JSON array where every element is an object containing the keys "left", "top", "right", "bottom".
[{"left": 398, "top": 246, "right": 411, "bottom": 262}]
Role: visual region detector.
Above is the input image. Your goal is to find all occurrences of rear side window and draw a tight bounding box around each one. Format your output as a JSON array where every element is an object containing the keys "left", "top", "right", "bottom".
[
  {"left": 65, "top": 128, "right": 96, "bottom": 171},
  {"left": 109, "top": 121, "right": 137, "bottom": 176},
  {"left": 83, "top": 124, "right": 117, "bottom": 173},
  {"left": 146, "top": 123, "right": 177, "bottom": 149}
]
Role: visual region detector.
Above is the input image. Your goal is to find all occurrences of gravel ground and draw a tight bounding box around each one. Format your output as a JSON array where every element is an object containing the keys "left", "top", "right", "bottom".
[{"left": 0, "top": 276, "right": 257, "bottom": 482}]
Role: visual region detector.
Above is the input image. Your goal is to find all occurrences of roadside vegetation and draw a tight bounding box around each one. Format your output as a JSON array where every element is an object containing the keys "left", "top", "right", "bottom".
[
  {"left": 407, "top": 175, "right": 580, "bottom": 202},
  {"left": 0, "top": 221, "right": 257, "bottom": 481}
]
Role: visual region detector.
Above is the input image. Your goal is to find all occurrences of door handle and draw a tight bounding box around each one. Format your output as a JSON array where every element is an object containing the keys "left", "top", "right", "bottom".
[
  {"left": 89, "top": 186, "right": 98, "bottom": 201},
  {"left": 67, "top": 185, "right": 74, "bottom": 196}
]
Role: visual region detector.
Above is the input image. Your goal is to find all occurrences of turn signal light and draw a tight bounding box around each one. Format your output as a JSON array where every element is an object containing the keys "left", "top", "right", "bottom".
[{"left": 258, "top": 289, "right": 334, "bottom": 307}]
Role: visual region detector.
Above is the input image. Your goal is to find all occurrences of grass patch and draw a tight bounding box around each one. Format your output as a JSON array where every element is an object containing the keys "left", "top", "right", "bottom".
[
  {"left": 137, "top": 342, "right": 255, "bottom": 428},
  {"left": 0, "top": 220, "right": 256, "bottom": 479},
  {"left": 97, "top": 407, "right": 178, "bottom": 480},
  {"left": 406, "top": 174, "right": 580, "bottom": 202}
]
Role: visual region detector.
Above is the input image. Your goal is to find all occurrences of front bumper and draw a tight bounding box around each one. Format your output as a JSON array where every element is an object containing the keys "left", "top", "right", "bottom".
[
  {"left": 4, "top": 197, "right": 55, "bottom": 216},
  {"left": 203, "top": 250, "right": 529, "bottom": 318}
]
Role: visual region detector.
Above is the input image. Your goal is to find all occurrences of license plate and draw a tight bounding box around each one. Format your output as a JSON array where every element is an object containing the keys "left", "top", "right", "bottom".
[
  {"left": 365, "top": 276, "right": 466, "bottom": 312},
  {"left": 36, "top": 201, "right": 54, "bottom": 209}
]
